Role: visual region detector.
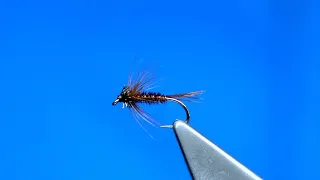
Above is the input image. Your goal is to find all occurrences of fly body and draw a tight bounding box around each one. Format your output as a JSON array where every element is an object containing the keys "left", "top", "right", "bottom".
[{"left": 112, "top": 61, "right": 204, "bottom": 131}]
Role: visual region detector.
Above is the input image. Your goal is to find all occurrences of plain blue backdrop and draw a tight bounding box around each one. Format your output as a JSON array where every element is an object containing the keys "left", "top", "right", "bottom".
[{"left": 1, "top": 0, "right": 319, "bottom": 179}]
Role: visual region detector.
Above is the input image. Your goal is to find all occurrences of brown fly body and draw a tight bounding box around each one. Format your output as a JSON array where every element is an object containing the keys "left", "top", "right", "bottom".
[{"left": 112, "top": 62, "right": 204, "bottom": 130}]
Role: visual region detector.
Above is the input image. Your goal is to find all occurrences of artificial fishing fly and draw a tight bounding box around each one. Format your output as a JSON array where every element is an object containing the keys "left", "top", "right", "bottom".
[{"left": 112, "top": 61, "right": 204, "bottom": 129}]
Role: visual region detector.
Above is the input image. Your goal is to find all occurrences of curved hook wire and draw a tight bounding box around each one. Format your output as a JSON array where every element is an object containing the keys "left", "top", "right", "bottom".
[{"left": 160, "top": 97, "right": 190, "bottom": 128}]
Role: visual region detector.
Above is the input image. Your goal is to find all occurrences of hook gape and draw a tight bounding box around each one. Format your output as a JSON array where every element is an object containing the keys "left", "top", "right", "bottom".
[{"left": 159, "top": 97, "right": 190, "bottom": 128}]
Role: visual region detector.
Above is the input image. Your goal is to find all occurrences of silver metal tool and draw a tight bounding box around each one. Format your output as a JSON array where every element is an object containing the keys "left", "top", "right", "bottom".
[{"left": 172, "top": 120, "right": 263, "bottom": 180}]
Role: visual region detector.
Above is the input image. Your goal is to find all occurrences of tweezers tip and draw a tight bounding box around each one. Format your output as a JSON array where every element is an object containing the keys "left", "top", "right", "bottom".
[{"left": 172, "top": 120, "right": 263, "bottom": 180}]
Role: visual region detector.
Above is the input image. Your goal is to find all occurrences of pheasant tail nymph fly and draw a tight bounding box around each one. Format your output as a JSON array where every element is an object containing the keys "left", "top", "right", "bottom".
[{"left": 112, "top": 63, "right": 204, "bottom": 129}]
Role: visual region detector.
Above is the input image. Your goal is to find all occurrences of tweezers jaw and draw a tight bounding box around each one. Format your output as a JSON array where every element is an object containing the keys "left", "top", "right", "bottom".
[{"left": 173, "top": 120, "right": 263, "bottom": 180}]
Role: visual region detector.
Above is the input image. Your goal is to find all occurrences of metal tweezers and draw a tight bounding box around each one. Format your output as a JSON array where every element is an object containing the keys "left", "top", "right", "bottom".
[{"left": 172, "top": 120, "right": 263, "bottom": 180}]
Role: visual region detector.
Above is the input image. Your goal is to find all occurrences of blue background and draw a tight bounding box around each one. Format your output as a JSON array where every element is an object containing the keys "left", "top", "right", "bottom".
[{"left": 1, "top": 0, "right": 319, "bottom": 179}]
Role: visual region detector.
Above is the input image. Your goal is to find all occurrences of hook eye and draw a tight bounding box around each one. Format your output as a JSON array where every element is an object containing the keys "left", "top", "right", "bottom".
[{"left": 112, "top": 99, "right": 119, "bottom": 105}]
